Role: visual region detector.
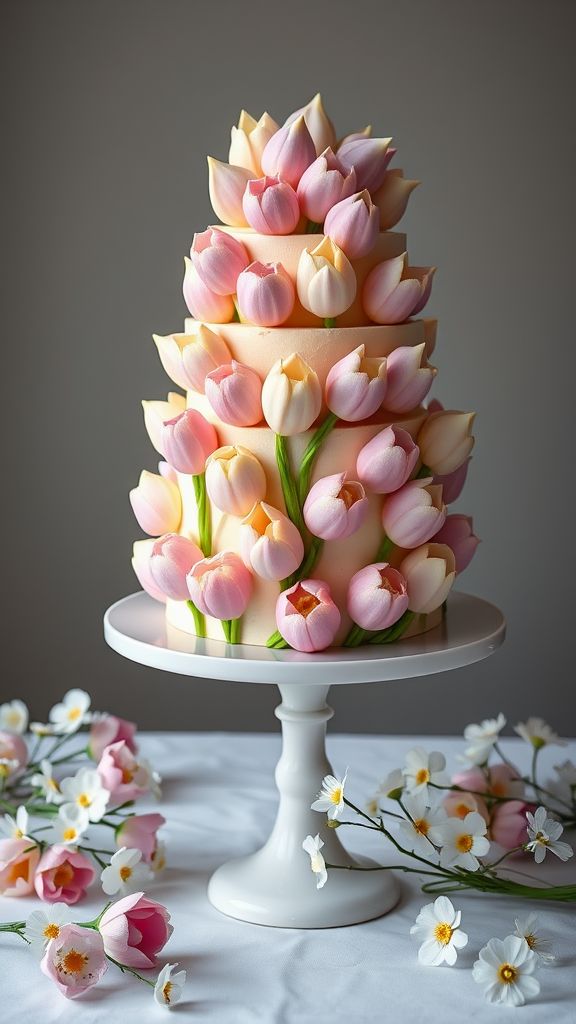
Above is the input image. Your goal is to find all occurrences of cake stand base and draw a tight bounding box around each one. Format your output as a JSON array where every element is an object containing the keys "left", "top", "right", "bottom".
[{"left": 104, "top": 591, "right": 505, "bottom": 929}]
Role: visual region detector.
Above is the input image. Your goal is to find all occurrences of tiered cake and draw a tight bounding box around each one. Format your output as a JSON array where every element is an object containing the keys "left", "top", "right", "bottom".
[{"left": 129, "top": 95, "right": 478, "bottom": 651}]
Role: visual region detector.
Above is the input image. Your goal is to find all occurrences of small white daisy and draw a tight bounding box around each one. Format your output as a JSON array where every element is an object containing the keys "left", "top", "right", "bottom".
[
  {"left": 397, "top": 790, "right": 446, "bottom": 858},
  {"left": 514, "top": 912, "right": 555, "bottom": 965},
  {"left": 0, "top": 758, "right": 20, "bottom": 779},
  {"left": 25, "top": 903, "right": 73, "bottom": 958},
  {"left": 100, "top": 846, "right": 153, "bottom": 896},
  {"left": 29, "top": 759, "right": 63, "bottom": 804},
  {"left": 403, "top": 748, "right": 447, "bottom": 797},
  {"left": 311, "top": 770, "right": 348, "bottom": 820},
  {"left": 410, "top": 895, "right": 468, "bottom": 966},
  {"left": 49, "top": 689, "right": 91, "bottom": 735},
  {"left": 430, "top": 810, "right": 490, "bottom": 871},
  {"left": 472, "top": 935, "right": 540, "bottom": 1006},
  {"left": 514, "top": 717, "right": 567, "bottom": 750},
  {"left": 29, "top": 721, "right": 58, "bottom": 737},
  {"left": 58, "top": 767, "right": 110, "bottom": 823},
  {"left": 48, "top": 802, "right": 90, "bottom": 845},
  {"left": 0, "top": 805, "right": 29, "bottom": 840},
  {"left": 0, "top": 700, "right": 29, "bottom": 734},
  {"left": 302, "top": 834, "right": 327, "bottom": 889},
  {"left": 525, "top": 806, "right": 573, "bottom": 863},
  {"left": 462, "top": 712, "right": 506, "bottom": 765},
  {"left": 154, "top": 963, "right": 186, "bottom": 1008}
]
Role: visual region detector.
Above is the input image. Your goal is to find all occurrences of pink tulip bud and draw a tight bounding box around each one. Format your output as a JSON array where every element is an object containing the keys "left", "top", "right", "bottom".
[
  {"left": 296, "top": 236, "right": 356, "bottom": 319},
  {"left": 418, "top": 410, "right": 476, "bottom": 475},
  {"left": 261, "top": 353, "right": 322, "bottom": 435},
  {"left": 99, "top": 892, "right": 172, "bottom": 969},
  {"left": 356, "top": 425, "right": 419, "bottom": 494},
  {"left": 303, "top": 471, "right": 368, "bottom": 540},
  {"left": 491, "top": 801, "right": 536, "bottom": 850},
  {"left": 0, "top": 837, "right": 39, "bottom": 896},
  {"left": 205, "top": 360, "right": 263, "bottom": 426},
  {"left": 132, "top": 539, "right": 167, "bottom": 602},
  {"left": 325, "top": 344, "right": 387, "bottom": 422},
  {"left": 153, "top": 327, "right": 232, "bottom": 393},
  {"left": 34, "top": 845, "right": 95, "bottom": 905},
  {"left": 432, "top": 514, "right": 480, "bottom": 573},
  {"left": 384, "top": 343, "right": 436, "bottom": 413},
  {"left": 382, "top": 477, "right": 446, "bottom": 548},
  {"left": 207, "top": 156, "right": 251, "bottom": 227},
  {"left": 283, "top": 94, "right": 336, "bottom": 155},
  {"left": 229, "top": 110, "right": 279, "bottom": 176},
  {"left": 336, "top": 136, "right": 394, "bottom": 193},
  {"left": 183, "top": 257, "right": 235, "bottom": 323},
  {"left": 205, "top": 445, "right": 267, "bottom": 516},
  {"left": 130, "top": 470, "right": 182, "bottom": 536},
  {"left": 276, "top": 579, "right": 341, "bottom": 652},
  {"left": 115, "top": 812, "right": 166, "bottom": 863},
  {"left": 434, "top": 458, "right": 471, "bottom": 504},
  {"left": 261, "top": 115, "right": 316, "bottom": 189},
  {"left": 149, "top": 533, "right": 203, "bottom": 600},
  {"left": 240, "top": 501, "right": 304, "bottom": 581},
  {"left": 242, "top": 176, "right": 300, "bottom": 234},
  {"left": 324, "top": 190, "right": 379, "bottom": 259},
  {"left": 187, "top": 551, "right": 253, "bottom": 619},
  {"left": 347, "top": 563, "right": 409, "bottom": 631},
  {"left": 296, "top": 147, "right": 357, "bottom": 223},
  {"left": 399, "top": 542, "right": 456, "bottom": 613},
  {"left": 363, "top": 253, "right": 435, "bottom": 324},
  {"left": 89, "top": 715, "right": 137, "bottom": 762},
  {"left": 372, "top": 169, "right": 420, "bottom": 230},
  {"left": 236, "top": 261, "right": 295, "bottom": 326},
  {"left": 452, "top": 764, "right": 524, "bottom": 800},
  {"left": 160, "top": 409, "right": 218, "bottom": 474},
  {"left": 142, "top": 393, "right": 187, "bottom": 455},
  {"left": 190, "top": 227, "right": 249, "bottom": 295}
]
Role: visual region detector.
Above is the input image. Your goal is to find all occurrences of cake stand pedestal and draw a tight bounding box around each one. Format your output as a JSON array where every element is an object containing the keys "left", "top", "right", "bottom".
[{"left": 104, "top": 591, "right": 505, "bottom": 929}]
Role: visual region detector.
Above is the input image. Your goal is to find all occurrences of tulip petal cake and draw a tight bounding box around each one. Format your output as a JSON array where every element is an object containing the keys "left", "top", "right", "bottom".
[{"left": 129, "top": 95, "right": 479, "bottom": 651}]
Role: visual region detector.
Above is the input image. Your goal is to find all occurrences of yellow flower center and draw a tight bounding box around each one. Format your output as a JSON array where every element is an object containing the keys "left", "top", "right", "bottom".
[
  {"left": 287, "top": 584, "right": 320, "bottom": 618},
  {"left": 434, "top": 922, "right": 453, "bottom": 945},
  {"left": 53, "top": 863, "right": 75, "bottom": 888},
  {"left": 6, "top": 712, "right": 20, "bottom": 728},
  {"left": 455, "top": 802, "right": 472, "bottom": 819},
  {"left": 414, "top": 818, "right": 429, "bottom": 835},
  {"left": 416, "top": 768, "right": 430, "bottom": 785},
  {"left": 48, "top": 778, "right": 60, "bottom": 791},
  {"left": 61, "top": 949, "right": 88, "bottom": 975},
  {"left": 77, "top": 793, "right": 91, "bottom": 807},
  {"left": 120, "top": 865, "right": 132, "bottom": 881},
  {"left": 534, "top": 831, "right": 549, "bottom": 846},
  {"left": 162, "top": 981, "right": 173, "bottom": 1004},
  {"left": 67, "top": 707, "right": 82, "bottom": 722},
  {"left": 456, "top": 833, "right": 473, "bottom": 853},
  {"left": 122, "top": 767, "right": 135, "bottom": 784},
  {"left": 44, "top": 923, "right": 60, "bottom": 940},
  {"left": 14, "top": 828, "right": 24, "bottom": 839},
  {"left": 329, "top": 787, "right": 343, "bottom": 805},
  {"left": 525, "top": 933, "right": 536, "bottom": 950},
  {"left": 63, "top": 828, "right": 77, "bottom": 842},
  {"left": 0, "top": 764, "right": 10, "bottom": 778},
  {"left": 498, "top": 963, "right": 518, "bottom": 984},
  {"left": 8, "top": 860, "right": 30, "bottom": 885}
]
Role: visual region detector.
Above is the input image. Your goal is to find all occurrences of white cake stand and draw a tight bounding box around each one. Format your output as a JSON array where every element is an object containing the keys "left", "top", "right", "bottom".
[{"left": 104, "top": 591, "right": 505, "bottom": 929}]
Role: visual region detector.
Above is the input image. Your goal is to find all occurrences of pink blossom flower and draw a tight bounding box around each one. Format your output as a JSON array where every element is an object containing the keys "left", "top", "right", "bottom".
[
  {"left": 153, "top": 326, "right": 232, "bottom": 394},
  {"left": 325, "top": 345, "right": 387, "bottom": 422},
  {"left": 182, "top": 257, "right": 235, "bottom": 323},
  {"left": 356, "top": 425, "right": 419, "bottom": 494},
  {"left": 381, "top": 478, "right": 446, "bottom": 548},
  {"left": 242, "top": 176, "right": 300, "bottom": 234},
  {"left": 491, "top": 801, "right": 536, "bottom": 850},
  {"left": 115, "top": 813, "right": 166, "bottom": 863},
  {"left": 363, "top": 253, "right": 435, "bottom": 324},
  {"left": 418, "top": 409, "right": 476, "bottom": 475},
  {"left": 41, "top": 923, "right": 107, "bottom": 999},
  {"left": 372, "top": 169, "right": 420, "bottom": 230},
  {"left": 283, "top": 93, "right": 336, "bottom": 155},
  {"left": 432, "top": 514, "right": 480, "bottom": 573},
  {"left": 303, "top": 472, "right": 368, "bottom": 540},
  {"left": 0, "top": 730, "right": 28, "bottom": 771},
  {"left": 205, "top": 360, "right": 263, "bottom": 426},
  {"left": 89, "top": 714, "right": 138, "bottom": 762},
  {"left": 187, "top": 551, "right": 253, "bottom": 619},
  {"left": 190, "top": 227, "right": 249, "bottom": 295},
  {"left": 97, "top": 741, "right": 151, "bottom": 803},
  {"left": 99, "top": 891, "right": 173, "bottom": 968},
  {"left": 129, "top": 470, "right": 181, "bottom": 537},
  {"left": 324, "top": 189, "right": 379, "bottom": 259},
  {"left": 261, "top": 115, "right": 316, "bottom": 188},
  {"left": 399, "top": 542, "right": 456, "bottom": 613},
  {"left": 337, "top": 136, "right": 395, "bottom": 193},
  {"left": 34, "top": 845, "right": 95, "bottom": 905},
  {"left": 276, "top": 579, "right": 341, "bottom": 652},
  {"left": 0, "top": 836, "right": 40, "bottom": 896},
  {"left": 443, "top": 790, "right": 490, "bottom": 824},
  {"left": 132, "top": 539, "right": 167, "bottom": 603},
  {"left": 205, "top": 445, "right": 267, "bottom": 517},
  {"left": 149, "top": 534, "right": 203, "bottom": 601},
  {"left": 240, "top": 502, "right": 304, "bottom": 581},
  {"left": 384, "top": 343, "right": 436, "bottom": 413},
  {"left": 236, "top": 261, "right": 295, "bottom": 326},
  {"left": 207, "top": 157, "right": 251, "bottom": 227},
  {"left": 347, "top": 563, "right": 409, "bottom": 631},
  {"left": 160, "top": 409, "right": 218, "bottom": 475},
  {"left": 296, "top": 147, "right": 356, "bottom": 223}
]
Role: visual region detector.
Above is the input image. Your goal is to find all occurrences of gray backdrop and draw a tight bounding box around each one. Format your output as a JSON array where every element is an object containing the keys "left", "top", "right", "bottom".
[{"left": 2, "top": 0, "right": 575, "bottom": 735}]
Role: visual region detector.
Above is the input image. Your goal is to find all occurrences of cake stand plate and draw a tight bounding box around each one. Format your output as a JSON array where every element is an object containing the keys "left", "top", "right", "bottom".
[{"left": 104, "top": 591, "right": 505, "bottom": 928}]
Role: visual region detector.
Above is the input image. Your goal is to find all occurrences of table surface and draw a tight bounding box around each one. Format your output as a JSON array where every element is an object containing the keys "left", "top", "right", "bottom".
[{"left": 2, "top": 733, "right": 575, "bottom": 1023}]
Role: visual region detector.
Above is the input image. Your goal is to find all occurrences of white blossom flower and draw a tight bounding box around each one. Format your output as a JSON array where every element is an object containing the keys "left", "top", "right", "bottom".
[
  {"left": 0, "top": 700, "right": 29, "bottom": 734},
  {"left": 59, "top": 768, "right": 110, "bottom": 823},
  {"left": 514, "top": 717, "right": 567, "bottom": 750},
  {"left": 154, "top": 963, "right": 186, "bottom": 1008},
  {"left": 100, "top": 846, "right": 153, "bottom": 896},
  {"left": 396, "top": 790, "right": 446, "bottom": 858},
  {"left": 430, "top": 810, "right": 490, "bottom": 870},
  {"left": 472, "top": 935, "right": 540, "bottom": 1006},
  {"left": 25, "top": 903, "right": 73, "bottom": 958},
  {"left": 302, "top": 834, "right": 327, "bottom": 889},
  {"left": 382, "top": 767, "right": 405, "bottom": 798},
  {"left": 410, "top": 896, "right": 468, "bottom": 966},
  {"left": 48, "top": 803, "right": 90, "bottom": 845},
  {"left": 402, "top": 747, "right": 447, "bottom": 797},
  {"left": 29, "top": 721, "right": 57, "bottom": 737},
  {"left": 29, "top": 759, "right": 63, "bottom": 804},
  {"left": 462, "top": 712, "right": 506, "bottom": 765},
  {"left": 514, "top": 913, "right": 555, "bottom": 965},
  {"left": 0, "top": 758, "right": 19, "bottom": 779},
  {"left": 311, "top": 770, "right": 348, "bottom": 820},
  {"left": 0, "top": 806, "right": 29, "bottom": 840},
  {"left": 525, "top": 806, "right": 573, "bottom": 863},
  {"left": 48, "top": 688, "right": 91, "bottom": 734}
]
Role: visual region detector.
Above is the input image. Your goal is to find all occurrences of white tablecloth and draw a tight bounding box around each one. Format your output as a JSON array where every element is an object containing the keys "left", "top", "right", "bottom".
[{"left": 2, "top": 733, "right": 575, "bottom": 1023}]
